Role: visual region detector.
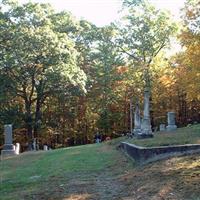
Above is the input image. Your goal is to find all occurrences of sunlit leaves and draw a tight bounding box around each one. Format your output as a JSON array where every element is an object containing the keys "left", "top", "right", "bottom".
[
  {"left": 0, "top": 1, "right": 86, "bottom": 140},
  {"left": 116, "top": 1, "right": 177, "bottom": 93}
]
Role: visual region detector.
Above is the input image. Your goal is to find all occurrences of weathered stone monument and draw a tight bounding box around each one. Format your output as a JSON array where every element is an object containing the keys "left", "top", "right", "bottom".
[
  {"left": 43, "top": 145, "right": 48, "bottom": 151},
  {"left": 15, "top": 143, "right": 20, "bottom": 155},
  {"left": 133, "top": 101, "right": 141, "bottom": 135},
  {"left": 166, "top": 112, "right": 177, "bottom": 131},
  {"left": 140, "top": 88, "right": 153, "bottom": 137},
  {"left": 130, "top": 98, "right": 133, "bottom": 135},
  {"left": 32, "top": 138, "right": 37, "bottom": 151},
  {"left": 159, "top": 124, "right": 166, "bottom": 131},
  {"left": 2, "top": 124, "right": 16, "bottom": 157}
]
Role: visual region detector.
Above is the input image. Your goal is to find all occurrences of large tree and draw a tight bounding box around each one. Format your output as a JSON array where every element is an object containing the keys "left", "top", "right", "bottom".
[
  {"left": 0, "top": 1, "right": 86, "bottom": 147},
  {"left": 117, "top": 0, "right": 177, "bottom": 89},
  {"left": 115, "top": 0, "right": 177, "bottom": 133},
  {"left": 171, "top": 0, "right": 200, "bottom": 123}
]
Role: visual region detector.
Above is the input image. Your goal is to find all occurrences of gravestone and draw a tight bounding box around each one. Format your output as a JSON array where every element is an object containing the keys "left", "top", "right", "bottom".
[
  {"left": 166, "top": 112, "right": 177, "bottom": 131},
  {"left": 159, "top": 124, "right": 166, "bottom": 131},
  {"left": 140, "top": 88, "right": 153, "bottom": 137},
  {"left": 133, "top": 101, "right": 141, "bottom": 135},
  {"left": 2, "top": 124, "right": 16, "bottom": 157},
  {"left": 43, "top": 145, "right": 48, "bottom": 151},
  {"left": 15, "top": 143, "right": 20, "bottom": 155},
  {"left": 32, "top": 138, "right": 37, "bottom": 151},
  {"left": 130, "top": 98, "right": 133, "bottom": 135}
]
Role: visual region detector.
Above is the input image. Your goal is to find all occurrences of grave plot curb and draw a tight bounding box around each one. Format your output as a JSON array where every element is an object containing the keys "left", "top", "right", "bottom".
[{"left": 120, "top": 142, "right": 200, "bottom": 164}]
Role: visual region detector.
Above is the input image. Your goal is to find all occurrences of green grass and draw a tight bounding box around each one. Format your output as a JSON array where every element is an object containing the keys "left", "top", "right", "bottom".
[
  {"left": 127, "top": 124, "right": 200, "bottom": 147},
  {"left": 1, "top": 125, "right": 200, "bottom": 200},
  {"left": 0, "top": 143, "right": 133, "bottom": 200}
]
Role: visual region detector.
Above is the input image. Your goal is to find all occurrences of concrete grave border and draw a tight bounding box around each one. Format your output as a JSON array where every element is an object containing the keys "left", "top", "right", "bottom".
[{"left": 120, "top": 142, "right": 200, "bottom": 164}]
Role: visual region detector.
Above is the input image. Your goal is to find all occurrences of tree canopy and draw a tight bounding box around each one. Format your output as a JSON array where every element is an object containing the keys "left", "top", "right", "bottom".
[
  {"left": 0, "top": 0, "right": 199, "bottom": 149},
  {"left": 117, "top": 0, "right": 177, "bottom": 88}
]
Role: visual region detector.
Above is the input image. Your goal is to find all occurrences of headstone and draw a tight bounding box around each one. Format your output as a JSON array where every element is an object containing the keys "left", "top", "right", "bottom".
[
  {"left": 2, "top": 124, "right": 16, "bottom": 157},
  {"left": 94, "top": 132, "right": 101, "bottom": 143},
  {"left": 166, "top": 112, "right": 177, "bottom": 131},
  {"left": 159, "top": 124, "right": 166, "bottom": 131},
  {"left": 43, "top": 145, "right": 48, "bottom": 151},
  {"left": 15, "top": 143, "right": 20, "bottom": 155},
  {"left": 32, "top": 138, "right": 37, "bottom": 151},
  {"left": 36, "top": 142, "right": 40, "bottom": 150},
  {"left": 130, "top": 98, "right": 133, "bottom": 135},
  {"left": 140, "top": 88, "right": 153, "bottom": 137},
  {"left": 133, "top": 101, "right": 142, "bottom": 135}
]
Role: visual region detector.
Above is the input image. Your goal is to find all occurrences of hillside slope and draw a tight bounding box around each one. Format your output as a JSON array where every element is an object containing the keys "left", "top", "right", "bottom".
[{"left": 1, "top": 128, "right": 200, "bottom": 200}]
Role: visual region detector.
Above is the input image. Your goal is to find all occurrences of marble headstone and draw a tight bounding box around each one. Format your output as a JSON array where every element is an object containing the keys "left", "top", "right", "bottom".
[
  {"left": 32, "top": 138, "right": 37, "bottom": 151},
  {"left": 140, "top": 88, "right": 153, "bottom": 137},
  {"left": 2, "top": 124, "right": 16, "bottom": 157},
  {"left": 43, "top": 145, "right": 48, "bottom": 151},
  {"left": 166, "top": 112, "right": 177, "bottom": 131},
  {"left": 159, "top": 124, "right": 166, "bottom": 131},
  {"left": 15, "top": 143, "right": 20, "bottom": 155},
  {"left": 133, "top": 101, "right": 141, "bottom": 135}
]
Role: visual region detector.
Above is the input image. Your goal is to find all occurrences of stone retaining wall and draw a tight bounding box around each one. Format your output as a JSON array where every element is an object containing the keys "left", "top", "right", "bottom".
[{"left": 120, "top": 142, "right": 200, "bottom": 164}]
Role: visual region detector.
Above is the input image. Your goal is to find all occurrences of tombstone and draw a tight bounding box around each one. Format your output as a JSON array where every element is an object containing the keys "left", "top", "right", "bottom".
[
  {"left": 133, "top": 101, "right": 142, "bottom": 135},
  {"left": 159, "top": 124, "right": 166, "bottom": 131},
  {"left": 130, "top": 98, "right": 133, "bottom": 135},
  {"left": 140, "top": 88, "right": 153, "bottom": 138},
  {"left": 36, "top": 142, "right": 40, "bottom": 150},
  {"left": 43, "top": 145, "right": 48, "bottom": 151},
  {"left": 15, "top": 143, "right": 20, "bottom": 155},
  {"left": 32, "top": 138, "right": 37, "bottom": 151},
  {"left": 166, "top": 112, "right": 177, "bottom": 131},
  {"left": 2, "top": 124, "right": 16, "bottom": 157}
]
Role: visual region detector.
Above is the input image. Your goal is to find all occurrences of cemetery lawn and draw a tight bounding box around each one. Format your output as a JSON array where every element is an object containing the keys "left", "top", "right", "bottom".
[
  {"left": 0, "top": 125, "right": 200, "bottom": 200},
  {"left": 128, "top": 124, "right": 200, "bottom": 147}
]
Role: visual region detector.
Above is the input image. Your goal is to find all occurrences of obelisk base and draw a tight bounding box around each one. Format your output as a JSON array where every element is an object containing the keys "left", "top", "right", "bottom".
[
  {"left": 2, "top": 144, "right": 16, "bottom": 157},
  {"left": 137, "top": 118, "right": 153, "bottom": 139}
]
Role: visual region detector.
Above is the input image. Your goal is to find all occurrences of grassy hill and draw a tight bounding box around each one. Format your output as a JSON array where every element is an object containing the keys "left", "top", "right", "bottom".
[
  {"left": 1, "top": 125, "right": 200, "bottom": 200},
  {"left": 127, "top": 124, "right": 200, "bottom": 147}
]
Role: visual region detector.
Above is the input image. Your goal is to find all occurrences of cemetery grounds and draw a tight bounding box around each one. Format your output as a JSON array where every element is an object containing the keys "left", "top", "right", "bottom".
[{"left": 0, "top": 124, "right": 200, "bottom": 200}]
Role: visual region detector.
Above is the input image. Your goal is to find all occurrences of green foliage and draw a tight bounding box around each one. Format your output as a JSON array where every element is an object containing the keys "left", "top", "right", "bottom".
[
  {"left": 123, "top": 0, "right": 144, "bottom": 7},
  {"left": 0, "top": 1, "right": 86, "bottom": 141},
  {"left": 88, "top": 26, "right": 126, "bottom": 134},
  {"left": 117, "top": 1, "right": 177, "bottom": 87},
  {"left": 0, "top": 0, "right": 199, "bottom": 148}
]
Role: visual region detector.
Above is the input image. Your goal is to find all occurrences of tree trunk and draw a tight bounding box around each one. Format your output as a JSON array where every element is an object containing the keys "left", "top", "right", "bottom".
[
  {"left": 34, "top": 98, "right": 42, "bottom": 138},
  {"left": 24, "top": 100, "right": 33, "bottom": 150},
  {"left": 34, "top": 80, "right": 45, "bottom": 138}
]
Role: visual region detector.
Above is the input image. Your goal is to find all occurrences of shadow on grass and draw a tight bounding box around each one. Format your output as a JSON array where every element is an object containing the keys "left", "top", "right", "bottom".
[{"left": 119, "top": 154, "right": 200, "bottom": 200}]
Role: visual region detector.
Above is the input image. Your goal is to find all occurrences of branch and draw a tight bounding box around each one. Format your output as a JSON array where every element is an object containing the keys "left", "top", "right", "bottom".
[
  {"left": 118, "top": 46, "right": 141, "bottom": 62},
  {"left": 152, "top": 40, "right": 166, "bottom": 59},
  {"left": 16, "top": 92, "right": 26, "bottom": 99}
]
